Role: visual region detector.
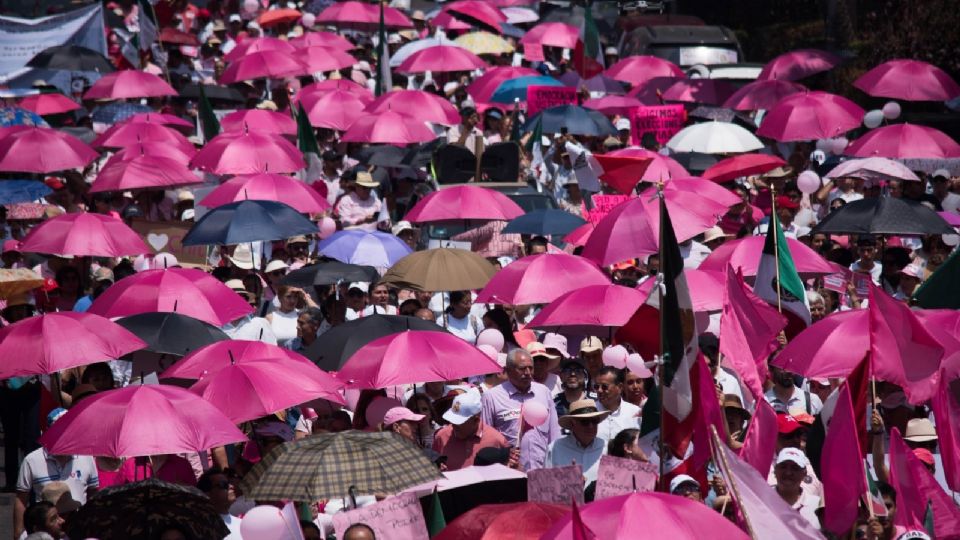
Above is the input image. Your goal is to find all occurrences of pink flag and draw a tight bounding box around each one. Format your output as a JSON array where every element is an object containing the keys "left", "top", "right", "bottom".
[
  {"left": 869, "top": 285, "right": 944, "bottom": 403},
  {"left": 719, "top": 266, "right": 788, "bottom": 399},
  {"left": 889, "top": 427, "right": 960, "bottom": 538},
  {"left": 571, "top": 500, "right": 597, "bottom": 540},
  {"left": 821, "top": 381, "right": 867, "bottom": 535},
  {"left": 931, "top": 374, "right": 960, "bottom": 492},
  {"left": 693, "top": 353, "right": 727, "bottom": 470},
  {"left": 738, "top": 397, "right": 778, "bottom": 477}
]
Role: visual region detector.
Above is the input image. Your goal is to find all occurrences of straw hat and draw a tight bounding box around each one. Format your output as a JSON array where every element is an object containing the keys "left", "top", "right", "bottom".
[
  {"left": 702, "top": 226, "right": 731, "bottom": 244},
  {"left": 228, "top": 244, "right": 256, "bottom": 270},
  {"left": 558, "top": 398, "right": 610, "bottom": 430},
  {"left": 763, "top": 166, "right": 794, "bottom": 178},
  {"left": 355, "top": 171, "right": 379, "bottom": 188},
  {"left": 903, "top": 418, "right": 938, "bottom": 442}
]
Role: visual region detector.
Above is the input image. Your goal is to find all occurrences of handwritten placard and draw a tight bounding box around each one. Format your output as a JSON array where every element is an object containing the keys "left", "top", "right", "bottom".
[
  {"left": 594, "top": 454, "right": 658, "bottom": 500},
  {"left": 331, "top": 492, "right": 429, "bottom": 540},
  {"left": 585, "top": 193, "right": 631, "bottom": 225},
  {"left": 527, "top": 85, "right": 578, "bottom": 117},
  {"left": 631, "top": 105, "right": 686, "bottom": 146},
  {"left": 129, "top": 219, "right": 209, "bottom": 266},
  {"left": 527, "top": 464, "right": 584, "bottom": 504}
]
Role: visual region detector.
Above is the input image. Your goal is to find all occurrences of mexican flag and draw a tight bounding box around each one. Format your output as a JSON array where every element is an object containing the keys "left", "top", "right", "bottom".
[
  {"left": 754, "top": 213, "right": 810, "bottom": 329},
  {"left": 374, "top": 1, "right": 392, "bottom": 97},
  {"left": 572, "top": 1, "right": 604, "bottom": 79},
  {"left": 197, "top": 85, "right": 220, "bottom": 143},
  {"left": 914, "top": 247, "right": 960, "bottom": 308}
]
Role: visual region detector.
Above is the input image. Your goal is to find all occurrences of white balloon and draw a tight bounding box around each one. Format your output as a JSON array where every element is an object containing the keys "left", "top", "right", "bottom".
[
  {"left": 301, "top": 12, "right": 316, "bottom": 27},
  {"left": 815, "top": 139, "right": 831, "bottom": 152},
  {"left": 863, "top": 110, "right": 884, "bottom": 129},
  {"left": 243, "top": 0, "right": 259, "bottom": 14},
  {"left": 882, "top": 101, "right": 901, "bottom": 120},
  {"left": 943, "top": 234, "right": 960, "bottom": 247},
  {"left": 831, "top": 137, "right": 849, "bottom": 155}
]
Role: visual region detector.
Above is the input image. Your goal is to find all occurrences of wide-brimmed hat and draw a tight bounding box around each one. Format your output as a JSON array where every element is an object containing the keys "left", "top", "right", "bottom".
[
  {"left": 903, "top": 418, "right": 938, "bottom": 442},
  {"left": 228, "top": 244, "right": 256, "bottom": 270},
  {"left": 763, "top": 166, "right": 794, "bottom": 178},
  {"left": 526, "top": 341, "right": 562, "bottom": 371},
  {"left": 722, "top": 394, "right": 750, "bottom": 419},
  {"left": 702, "top": 226, "right": 731, "bottom": 243},
  {"left": 355, "top": 171, "right": 379, "bottom": 188},
  {"left": 558, "top": 399, "right": 610, "bottom": 430}
]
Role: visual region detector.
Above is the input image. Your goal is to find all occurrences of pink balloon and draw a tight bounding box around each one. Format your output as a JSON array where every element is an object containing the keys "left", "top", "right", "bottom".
[
  {"left": 882, "top": 101, "right": 901, "bottom": 120},
  {"left": 240, "top": 506, "right": 287, "bottom": 540},
  {"left": 831, "top": 137, "right": 848, "bottom": 155},
  {"left": 476, "top": 328, "right": 505, "bottom": 352},
  {"left": 318, "top": 217, "right": 337, "bottom": 239},
  {"left": 301, "top": 12, "right": 316, "bottom": 27},
  {"left": 797, "top": 170, "right": 821, "bottom": 194},
  {"left": 626, "top": 353, "right": 653, "bottom": 378},
  {"left": 522, "top": 400, "right": 549, "bottom": 427},
  {"left": 477, "top": 344, "right": 498, "bottom": 361},
  {"left": 242, "top": 0, "right": 259, "bottom": 14},
  {"left": 602, "top": 345, "right": 628, "bottom": 369}
]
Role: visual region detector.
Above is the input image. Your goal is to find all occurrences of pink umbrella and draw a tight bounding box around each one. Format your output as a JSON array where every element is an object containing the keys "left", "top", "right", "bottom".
[
  {"left": 18, "top": 93, "right": 79, "bottom": 115},
  {"left": 0, "top": 312, "right": 145, "bottom": 379},
  {"left": 699, "top": 235, "right": 835, "bottom": 277},
  {"left": 940, "top": 212, "right": 960, "bottom": 227},
  {"left": 83, "top": 70, "right": 177, "bottom": 99},
  {"left": 592, "top": 154, "right": 653, "bottom": 194},
  {"left": 224, "top": 36, "right": 296, "bottom": 62},
  {"left": 722, "top": 79, "right": 808, "bottom": 111},
  {"left": 442, "top": 0, "right": 507, "bottom": 32},
  {"left": 605, "top": 56, "right": 684, "bottom": 86},
  {"left": 636, "top": 268, "right": 724, "bottom": 312},
  {"left": 854, "top": 59, "right": 960, "bottom": 102},
  {"left": 702, "top": 153, "right": 787, "bottom": 183},
  {"left": 650, "top": 177, "right": 742, "bottom": 214},
  {"left": 563, "top": 222, "right": 595, "bottom": 247},
  {"left": 219, "top": 50, "right": 307, "bottom": 84},
  {"left": 220, "top": 109, "right": 297, "bottom": 136},
  {"left": 39, "top": 385, "right": 247, "bottom": 458},
  {"left": 18, "top": 212, "right": 149, "bottom": 257},
  {"left": 295, "top": 45, "right": 358, "bottom": 73},
  {"left": 396, "top": 45, "right": 487, "bottom": 74},
  {"left": 0, "top": 126, "right": 97, "bottom": 173},
  {"left": 519, "top": 22, "right": 579, "bottom": 52},
  {"left": 661, "top": 78, "right": 737, "bottom": 105},
  {"left": 467, "top": 66, "right": 540, "bottom": 102},
  {"left": 626, "top": 76, "right": 682, "bottom": 105},
  {"left": 431, "top": 11, "right": 473, "bottom": 32},
  {"left": 299, "top": 89, "right": 371, "bottom": 132},
  {"left": 340, "top": 110, "right": 437, "bottom": 145},
  {"left": 542, "top": 492, "right": 749, "bottom": 540},
  {"left": 605, "top": 147, "right": 689, "bottom": 182},
  {"left": 90, "top": 155, "right": 200, "bottom": 193},
  {"left": 161, "top": 340, "right": 306, "bottom": 379},
  {"left": 106, "top": 141, "right": 196, "bottom": 167},
  {"left": 365, "top": 90, "right": 460, "bottom": 126},
  {"left": 93, "top": 122, "right": 194, "bottom": 153},
  {"left": 125, "top": 112, "right": 194, "bottom": 130},
  {"left": 844, "top": 123, "right": 960, "bottom": 159},
  {"left": 475, "top": 253, "right": 610, "bottom": 305},
  {"left": 335, "top": 330, "right": 503, "bottom": 388},
  {"left": 298, "top": 78, "right": 372, "bottom": 99},
  {"left": 757, "top": 48, "right": 841, "bottom": 81},
  {"left": 88, "top": 268, "right": 254, "bottom": 326},
  {"left": 823, "top": 157, "right": 920, "bottom": 182},
  {"left": 757, "top": 91, "right": 865, "bottom": 142},
  {"left": 403, "top": 185, "right": 524, "bottom": 223},
  {"left": 291, "top": 31, "right": 355, "bottom": 51},
  {"left": 190, "top": 130, "right": 305, "bottom": 174},
  {"left": 527, "top": 284, "right": 649, "bottom": 333},
  {"left": 582, "top": 95, "right": 645, "bottom": 116},
  {"left": 316, "top": 1, "right": 413, "bottom": 29},
  {"left": 198, "top": 172, "right": 330, "bottom": 214}
]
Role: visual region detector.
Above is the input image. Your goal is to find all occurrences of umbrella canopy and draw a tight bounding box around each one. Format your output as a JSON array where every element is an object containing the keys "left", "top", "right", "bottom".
[
  {"left": 0, "top": 312, "right": 145, "bottom": 379},
  {"left": 281, "top": 260, "right": 380, "bottom": 288},
  {"left": 295, "top": 45, "right": 358, "bottom": 73},
  {"left": 757, "top": 91, "right": 864, "bottom": 142},
  {"left": 435, "top": 503, "right": 569, "bottom": 540},
  {"left": 467, "top": 66, "right": 540, "bottom": 102},
  {"left": 39, "top": 385, "right": 247, "bottom": 457},
  {"left": 475, "top": 253, "right": 609, "bottom": 305},
  {"left": 389, "top": 35, "right": 463, "bottom": 67},
  {"left": 340, "top": 110, "right": 437, "bottom": 145},
  {"left": 317, "top": 230, "right": 412, "bottom": 268},
  {"left": 364, "top": 89, "right": 459, "bottom": 126},
  {"left": 18, "top": 212, "right": 148, "bottom": 257},
  {"left": 88, "top": 268, "right": 254, "bottom": 326},
  {"left": 107, "top": 141, "right": 195, "bottom": 166},
  {"left": 190, "top": 130, "right": 305, "bottom": 174},
  {"left": 220, "top": 109, "right": 297, "bottom": 136},
  {"left": 501, "top": 6, "right": 538, "bottom": 23},
  {"left": 291, "top": 31, "right": 355, "bottom": 51},
  {"left": 89, "top": 101, "right": 151, "bottom": 124},
  {"left": 0, "top": 107, "right": 46, "bottom": 128},
  {"left": 637, "top": 268, "right": 725, "bottom": 312},
  {"left": 524, "top": 105, "right": 617, "bottom": 137},
  {"left": 527, "top": 284, "right": 649, "bottom": 333},
  {"left": 396, "top": 45, "right": 488, "bottom": 73},
  {"left": 199, "top": 173, "right": 329, "bottom": 214},
  {"left": 490, "top": 75, "right": 562, "bottom": 104},
  {"left": 381, "top": 248, "right": 497, "bottom": 291},
  {"left": 454, "top": 31, "right": 514, "bottom": 55},
  {"left": 442, "top": 0, "right": 508, "bottom": 32},
  {"left": 557, "top": 72, "right": 626, "bottom": 95},
  {"left": 93, "top": 122, "right": 193, "bottom": 152},
  {"left": 257, "top": 7, "right": 301, "bottom": 27},
  {"left": 182, "top": 200, "right": 318, "bottom": 247},
  {"left": 702, "top": 153, "right": 787, "bottom": 183},
  {"left": 854, "top": 59, "right": 960, "bottom": 101},
  {"left": 604, "top": 55, "right": 684, "bottom": 86},
  {"left": 519, "top": 22, "right": 579, "bottom": 51},
  {"left": 239, "top": 431, "right": 440, "bottom": 501},
  {"left": 300, "top": 79, "right": 372, "bottom": 99},
  {"left": 305, "top": 314, "right": 449, "bottom": 370},
  {"left": 404, "top": 185, "right": 524, "bottom": 223},
  {"left": 563, "top": 222, "right": 595, "bottom": 247},
  {"left": 161, "top": 340, "right": 307, "bottom": 379},
  {"left": 592, "top": 153, "right": 654, "bottom": 194},
  {"left": 219, "top": 50, "right": 307, "bottom": 84},
  {"left": 757, "top": 48, "right": 841, "bottom": 81},
  {"left": 604, "top": 147, "right": 689, "bottom": 183},
  {"left": 627, "top": 75, "right": 683, "bottom": 104},
  {"left": 179, "top": 83, "right": 245, "bottom": 102},
  {"left": 316, "top": 1, "right": 413, "bottom": 30},
  {"left": 125, "top": 112, "right": 194, "bottom": 130},
  {"left": 65, "top": 479, "right": 229, "bottom": 540},
  {"left": 26, "top": 44, "right": 114, "bottom": 72},
  {"left": 661, "top": 78, "right": 737, "bottom": 105},
  {"left": 0, "top": 180, "right": 52, "bottom": 205},
  {"left": 722, "top": 79, "right": 808, "bottom": 111},
  {"left": 300, "top": 88, "right": 372, "bottom": 131},
  {"left": 824, "top": 157, "right": 920, "bottom": 182},
  {"left": 699, "top": 236, "right": 835, "bottom": 278},
  {"left": 18, "top": 93, "right": 80, "bottom": 115},
  {"left": 90, "top": 155, "right": 200, "bottom": 193},
  {"left": 813, "top": 196, "right": 954, "bottom": 236},
  {"left": 336, "top": 330, "right": 502, "bottom": 388},
  {"left": 502, "top": 209, "right": 587, "bottom": 236},
  {"left": 844, "top": 123, "right": 960, "bottom": 159},
  {"left": 84, "top": 70, "right": 177, "bottom": 100},
  {"left": 582, "top": 95, "right": 645, "bottom": 116},
  {"left": 666, "top": 121, "right": 763, "bottom": 154},
  {"left": 159, "top": 27, "right": 200, "bottom": 46},
  {"left": 115, "top": 312, "right": 229, "bottom": 356},
  {"left": 0, "top": 126, "right": 97, "bottom": 173}
]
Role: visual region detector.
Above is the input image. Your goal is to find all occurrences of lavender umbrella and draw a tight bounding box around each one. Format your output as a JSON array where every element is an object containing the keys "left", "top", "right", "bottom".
[{"left": 317, "top": 230, "right": 413, "bottom": 269}]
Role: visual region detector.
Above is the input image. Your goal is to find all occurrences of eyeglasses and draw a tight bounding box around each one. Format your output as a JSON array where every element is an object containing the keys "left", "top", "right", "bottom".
[{"left": 591, "top": 383, "right": 614, "bottom": 391}]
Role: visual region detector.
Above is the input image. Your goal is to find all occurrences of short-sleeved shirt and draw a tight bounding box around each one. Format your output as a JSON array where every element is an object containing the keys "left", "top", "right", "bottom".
[
  {"left": 764, "top": 387, "right": 823, "bottom": 416},
  {"left": 431, "top": 422, "right": 509, "bottom": 470},
  {"left": 121, "top": 455, "right": 197, "bottom": 486},
  {"left": 596, "top": 399, "right": 642, "bottom": 442},
  {"left": 546, "top": 435, "right": 606, "bottom": 484},
  {"left": 17, "top": 448, "right": 99, "bottom": 503}
]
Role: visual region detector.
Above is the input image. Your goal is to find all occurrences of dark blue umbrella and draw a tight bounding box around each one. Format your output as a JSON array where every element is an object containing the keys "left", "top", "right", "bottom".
[
  {"left": 522, "top": 104, "right": 617, "bottom": 137},
  {"left": 90, "top": 102, "right": 151, "bottom": 124},
  {"left": 182, "top": 200, "right": 319, "bottom": 246},
  {"left": 502, "top": 209, "right": 587, "bottom": 236},
  {"left": 0, "top": 180, "right": 52, "bottom": 205}
]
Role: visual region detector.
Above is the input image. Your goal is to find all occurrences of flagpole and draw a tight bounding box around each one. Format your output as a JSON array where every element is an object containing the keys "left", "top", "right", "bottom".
[
  {"left": 710, "top": 426, "right": 757, "bottom": 540},
  {"left": 770, "top": 184, "right": 783, "bottom": 314},
  {"left": 657, "top": 181, "right": 667, "bottom": 492}
]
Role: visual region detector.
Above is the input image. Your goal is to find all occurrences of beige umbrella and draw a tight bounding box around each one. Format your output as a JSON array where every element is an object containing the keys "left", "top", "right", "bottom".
[
  {"left": 381, "top": 248, "right": 496, "bottom": 292},
  {"left": 0, "top": 268, "right": 44, "bottom": 299}
]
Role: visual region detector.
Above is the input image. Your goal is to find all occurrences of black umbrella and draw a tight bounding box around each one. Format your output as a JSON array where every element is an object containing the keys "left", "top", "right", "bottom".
[
  {"left": 813, "top": 196, "right": 955, "bottom": 236},
  {"left": 281, "top": 260, "right": 380, "bottom": 288},
  {"left": 27, "top": 45, "right": 114, "bottom": 73},
  {"left": 115, "top": 312, "right": 230, "bottom": 356},
  {"left": 305, "top": 314, "right": 449, "bottom": 370},
  {"left": 502, "top": 209, "right": 587, "bottom": 236},
  {"left": 522, "top": 105, "right": 617, "bottom": 137},
  {"left": 179, "top": 83, "right": 245, "bottom": 103}
]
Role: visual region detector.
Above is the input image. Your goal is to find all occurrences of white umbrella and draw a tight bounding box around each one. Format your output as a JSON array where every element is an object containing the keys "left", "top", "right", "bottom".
[
  {"left": 501, "top": 7, "right": 539, "bottom": 24},
  {"left": 666, "top": 121, "right": 763, "bottom": 154},
  {"left": 389, "top": 35, "right": 465, "bottom": 67},
  {"left": 824, "top": 157, "right": 920, "bottom": 182}
]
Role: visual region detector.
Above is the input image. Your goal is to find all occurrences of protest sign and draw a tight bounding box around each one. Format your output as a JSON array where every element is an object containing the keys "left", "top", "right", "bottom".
[
  {"left": 852, "top": 272, "right": 872, "bottom": 297},
  {"left": 631, "top": 105, "right": 686, "bottom": 147},
  {"left": 526, "top": 85, "right": 578, "bottom": 116},
  {"left": 594, "top": 454, "right": 658, "bottom": 500},
  {"left": 332, "top": 492, "right": 429, "bottom": 540},
  {"left": 823, "top": 268, "right": 851, "bottom": 294},
  {"left": 585, "top": 193, "right": 631, "bottom": 225},
  {"left": 129, "top": 219, "right": 209, "bottom": 267},
  {"left": 527, "top": 464, "right": 584, "bottom": 504}
]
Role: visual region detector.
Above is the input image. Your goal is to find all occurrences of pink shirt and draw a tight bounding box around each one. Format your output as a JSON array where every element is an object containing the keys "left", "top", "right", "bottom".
[
  {"left": 432, "top": 422, "right": 509, "bottom": 470},
  {"left": 335, "top": 192, "right": 381, "bottom": 231},
  {"left": 121, "top": 455, "right": 197, "bottom": 486}
]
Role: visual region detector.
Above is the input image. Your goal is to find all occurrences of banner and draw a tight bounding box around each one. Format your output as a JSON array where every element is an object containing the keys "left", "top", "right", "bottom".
[
  {"left": 0, "top": 4, "right": 107, "bottom": 93},
  {"left": 585, "top": 193, "right": 631, "bottom": 225},
  {"left": 129, "top": 219, "right": 209, "bottom": 267},
  {"left": 526, "top": 85, "right": 577, "bottom": 117},
  {"left": 631, "top": 105, "right": 686, "bottom": 147},
  {"left": 331, "top": 492, "right": 429, "bottom": 540},
  {"left": 527, "top": 464, "right": 584, "bottom": 504},
  {"left": 594, "top": 455, "right": 657, "bottom": 500}
]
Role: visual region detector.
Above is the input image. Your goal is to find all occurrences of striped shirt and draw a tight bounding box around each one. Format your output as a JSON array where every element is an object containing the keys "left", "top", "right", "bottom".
[{"left": 17, "top": 448, "right": 99, "bottom": 503}]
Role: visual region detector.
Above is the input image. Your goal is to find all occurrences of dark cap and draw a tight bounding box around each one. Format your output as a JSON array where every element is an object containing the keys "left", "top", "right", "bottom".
[
  {"left": 322, "top": 150, "right": 341, "bottom": 162},
  {"left": 857, "top": 234, "right": 877, "bottom": 247},
  {"left": 484, "top": 108, "right": 503, "bottom": 119},
  {"left": 474, "top": 447, "right": 511, "bottom": 466},
  {"left": 459, "top": 106, "right": 477, "bottom": 118}
]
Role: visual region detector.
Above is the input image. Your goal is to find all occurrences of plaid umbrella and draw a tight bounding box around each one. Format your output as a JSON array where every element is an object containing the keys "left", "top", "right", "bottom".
[
  {"left": 64, "top": 479, "right": 229, "bottom": 540},
  {"left": 240, "top": 431, "right": 442, "bottom": 501}
]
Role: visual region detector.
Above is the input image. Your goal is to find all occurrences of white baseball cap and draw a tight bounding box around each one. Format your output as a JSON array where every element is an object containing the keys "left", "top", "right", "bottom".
[
  {"left": 776, "top": 447, "right": 808, "bottom": 469},
  {"left": 615, "top": 118, "right": 631, "bottom": 131},
  {"left": 442, "top": 389, "right": 482, "bottom": 425},
  {"left": 932, "top": 168, "right": 951, "bottom": 180},
  {"left": 669, "top": 474, "right": 700, "bottom": 494},
  {"left": 348, "top": 282, "right": 369, "bottom": 293}
]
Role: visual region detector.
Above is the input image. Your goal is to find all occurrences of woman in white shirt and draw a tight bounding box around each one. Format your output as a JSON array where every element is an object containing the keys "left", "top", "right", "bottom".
[
  {"left": 443, "top": 291, "right": 483, "bottom": 342},
  {"left": 265, "top": 286, "right": 316, "bottom": 347}
]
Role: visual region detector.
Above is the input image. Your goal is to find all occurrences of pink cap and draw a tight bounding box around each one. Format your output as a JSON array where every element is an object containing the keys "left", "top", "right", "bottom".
[
  {"left": 2, "top": 240, "right": 20, "bottom": 253},
  {"left": 382, "top": 407, "right": 424, "bottom": 426},
  {"left": 542, "top": 333, "right": 570, "bottom": 358}
]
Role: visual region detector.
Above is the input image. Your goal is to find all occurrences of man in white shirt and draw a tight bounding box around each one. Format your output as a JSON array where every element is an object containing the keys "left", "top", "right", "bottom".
[
  {"left": 931, "top": 169, "right": 960, "bottom": 213},
  {"left": 773, "top": 448, "right": 821, "bottom": 529},
  {"left": 447, "top": 106, "right": 485, "bottom": 155},
  {"left": 199, "top": 467, "right": 243, "bottom": 539},
  {"left": 592, "top": 367, "right": 641, "bottom": 442},
  {"left": 765, "top": 365, "right": 823, "bottom": 416},
  {"left": 546, "top": 398, "right": 609, "bottom": 484},
  {"left": 849, "top": 235, "right": 883, "bottom": 285}
]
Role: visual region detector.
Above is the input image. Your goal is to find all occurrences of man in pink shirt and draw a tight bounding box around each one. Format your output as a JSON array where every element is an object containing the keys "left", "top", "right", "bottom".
[{"left": 433, "top": 390, "right": 511, "bottom": 470}]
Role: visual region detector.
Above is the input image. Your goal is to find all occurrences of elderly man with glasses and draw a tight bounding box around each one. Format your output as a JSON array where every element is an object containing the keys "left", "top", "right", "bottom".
[
  {"left": 546, "top": 398, "right": 610, "bottom": 485},
  {"left": 593, "top": 367, "right": 642, "bottom": 442}
]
